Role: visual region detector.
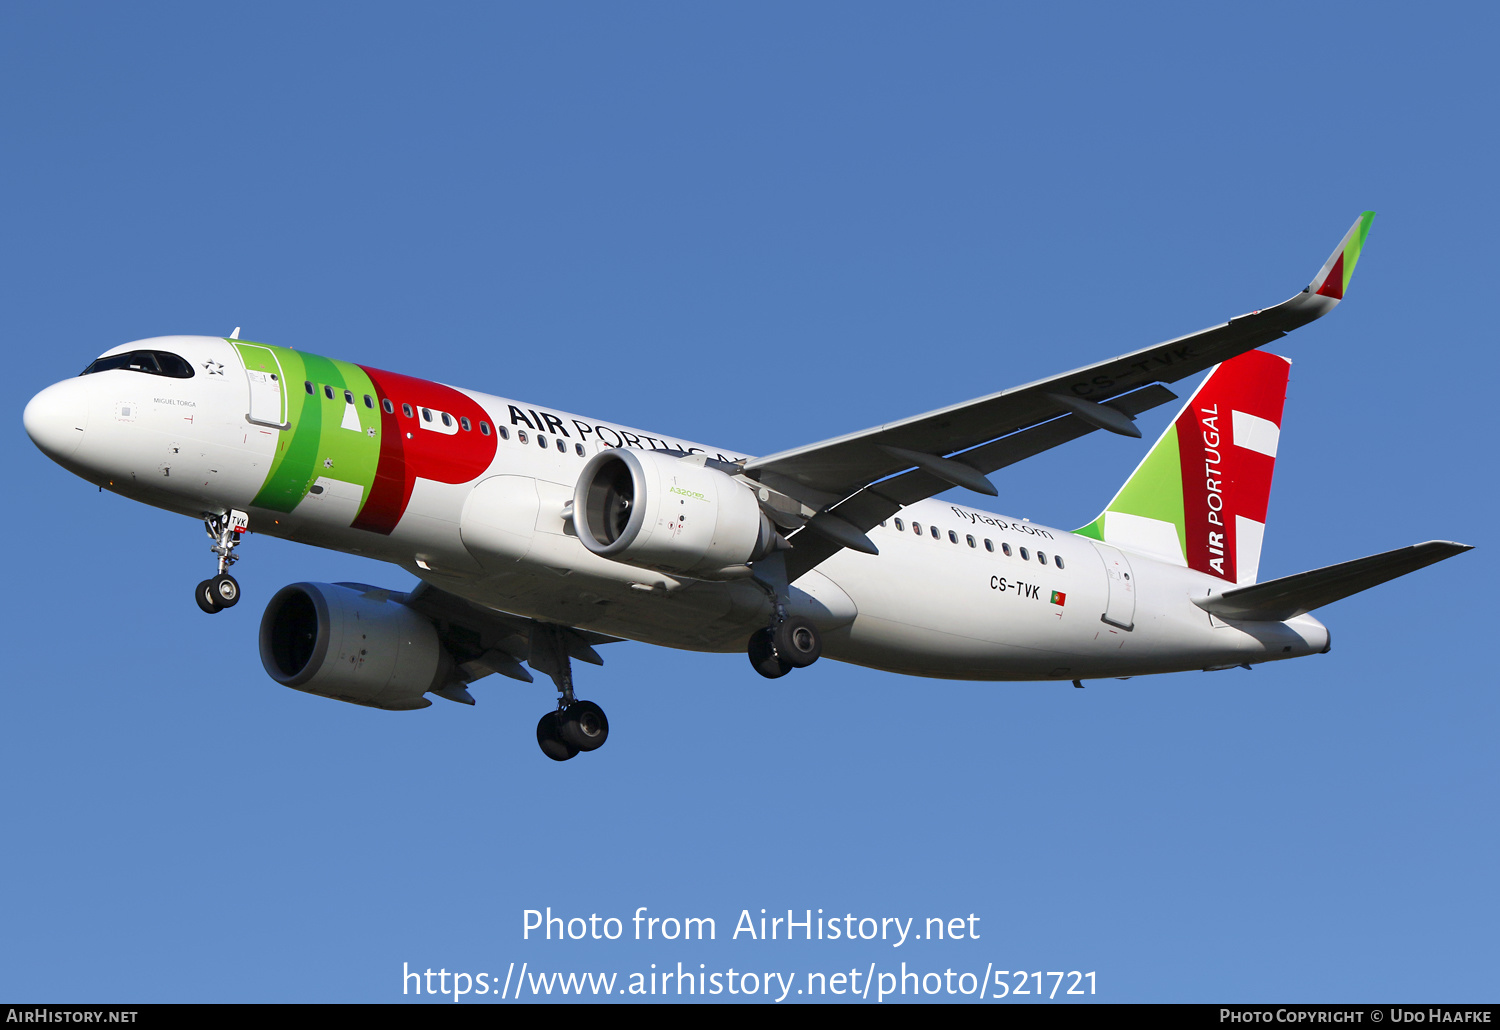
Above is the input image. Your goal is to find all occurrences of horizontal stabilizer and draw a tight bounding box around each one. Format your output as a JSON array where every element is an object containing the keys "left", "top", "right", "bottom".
[{"left": 1194, "top": 540, "right": 1472, "bottom": 621}]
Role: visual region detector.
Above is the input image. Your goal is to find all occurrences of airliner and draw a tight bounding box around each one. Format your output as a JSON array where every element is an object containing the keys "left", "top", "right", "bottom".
[{"left": 22, "top": 213, "right": 1469, "bottom": 760}]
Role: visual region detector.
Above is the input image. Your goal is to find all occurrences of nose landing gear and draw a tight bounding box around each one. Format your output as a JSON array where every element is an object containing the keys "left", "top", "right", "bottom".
[{"left": 195, "top": 509, "right": 248, "bottom": 614}]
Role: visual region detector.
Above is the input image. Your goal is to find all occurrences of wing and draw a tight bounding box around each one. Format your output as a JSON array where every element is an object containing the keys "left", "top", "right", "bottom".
[
  {"left": 350, "top": 580, "right": 621, "bottom": 703},
  {"left": 744, "top": 213, "right": 1376, "bottom": 581}
]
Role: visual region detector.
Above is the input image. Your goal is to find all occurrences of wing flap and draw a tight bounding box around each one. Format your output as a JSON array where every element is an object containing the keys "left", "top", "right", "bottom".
[
  {"left": 398, "top": 581, "right": 621, "bottom": 691},
  {"left": 781, "top": 384, "right": 1181, "bottom": 581},
  {"left": 1193, "top": 540, "right": 1472, "bottom": 622}
]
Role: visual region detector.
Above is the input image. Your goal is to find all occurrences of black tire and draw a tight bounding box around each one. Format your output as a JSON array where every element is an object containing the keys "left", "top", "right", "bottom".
[
  {"left": 536, "top": 711, "right": 578, "bottom": 762},
  {"left": 560, "top": 700, "right": 609, "bottom": 752},
  {"left": 747, "top": 628, "right": 792, "bottom": 679},
  {"left": 211, "top": 573, "right": 240, "bottom": 608},
  {"left": 195, "top": 579, "right": 222, "bottom": 614},
  {"left": 773, "top": 616, "right": 822, "bottom": 668}
]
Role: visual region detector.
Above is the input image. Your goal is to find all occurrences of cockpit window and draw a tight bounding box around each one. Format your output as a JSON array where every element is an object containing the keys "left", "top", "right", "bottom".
[{"left": 81, "top": 350, "right": 195, "bottom": 379}]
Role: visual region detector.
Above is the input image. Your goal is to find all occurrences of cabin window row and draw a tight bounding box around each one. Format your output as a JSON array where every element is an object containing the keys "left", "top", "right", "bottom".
[
  {"left": 303, "top": 381, "right": 587, "bottom": 456},
  {"left": 505, "top": 426, "right": 587, "bottom": 456},
  {"left": 883, "top": 517, "right": 1064, "bottom": 569}
]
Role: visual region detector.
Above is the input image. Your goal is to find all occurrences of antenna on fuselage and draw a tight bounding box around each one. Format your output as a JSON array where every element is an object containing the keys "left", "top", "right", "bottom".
[{"left": 229, "top": 327, "right": 241, "bottom": 340}]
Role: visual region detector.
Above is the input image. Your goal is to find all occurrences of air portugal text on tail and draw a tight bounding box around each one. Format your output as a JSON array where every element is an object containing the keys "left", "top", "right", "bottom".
[
  {"left": 1077, "top": 349, "right": 1290, "bottom": 587},
  {"left": 22, "top": 210, "right": 1472, "bottom": 761}
]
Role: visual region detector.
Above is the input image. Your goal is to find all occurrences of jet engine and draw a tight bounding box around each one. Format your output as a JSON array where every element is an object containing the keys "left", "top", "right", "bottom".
[
  {"left": 259, "top": 582, "right": 453, "bottom": 711},
  {"left": 573, "top": 448, "right": 778, "bottom": 578}
]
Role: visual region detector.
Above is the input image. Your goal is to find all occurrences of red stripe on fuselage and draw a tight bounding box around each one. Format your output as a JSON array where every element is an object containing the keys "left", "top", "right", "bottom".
[{"left": 351, "top": 365, "right": 499, "bottom": 535}]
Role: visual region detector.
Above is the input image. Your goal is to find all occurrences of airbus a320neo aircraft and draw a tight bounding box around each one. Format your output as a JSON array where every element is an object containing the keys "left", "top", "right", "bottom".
[{"left": 23, "top": 213, "right": 1469, "bottom": 760}]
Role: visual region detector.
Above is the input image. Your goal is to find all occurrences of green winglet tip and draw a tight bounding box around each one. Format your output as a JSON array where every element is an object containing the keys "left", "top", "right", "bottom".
[{"left": 1344, "top": 211, "right": 1376, "bottom": 286}]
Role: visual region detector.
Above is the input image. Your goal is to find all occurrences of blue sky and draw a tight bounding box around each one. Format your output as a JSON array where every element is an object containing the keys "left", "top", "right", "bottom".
[{"left": 3, "top": 2, "right": 1494, "bottom": 1004}]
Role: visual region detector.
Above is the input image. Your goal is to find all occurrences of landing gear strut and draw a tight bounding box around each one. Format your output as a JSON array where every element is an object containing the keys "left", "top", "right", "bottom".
[
  {"left": 745, "top": 553, "right": 824, "bottom": 680},
  {"left": 530, "top": 624, "right": 609, "bottom": 762},
  {"left": 195, "top": 509, "right": 248, "bottom": 614}
]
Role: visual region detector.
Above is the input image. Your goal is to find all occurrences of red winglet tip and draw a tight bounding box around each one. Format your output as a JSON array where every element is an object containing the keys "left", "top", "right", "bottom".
[{"left": 1316, "top": 252, "right": 1345, "bottom": 299}]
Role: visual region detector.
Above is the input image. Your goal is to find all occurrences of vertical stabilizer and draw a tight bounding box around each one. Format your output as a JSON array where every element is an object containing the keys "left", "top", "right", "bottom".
[{"left": 1075, "top": 349, "right": 1291, "bottom": 585}]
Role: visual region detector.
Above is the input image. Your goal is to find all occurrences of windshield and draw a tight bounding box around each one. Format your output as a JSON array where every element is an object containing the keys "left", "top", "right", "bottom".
[{"left": 81, "top": 350, "right": 195, "bottom": 379}]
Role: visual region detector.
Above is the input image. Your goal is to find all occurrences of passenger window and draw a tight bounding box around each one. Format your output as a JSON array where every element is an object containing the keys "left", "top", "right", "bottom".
[
  {"left": 441, "top": 412, "right": 453, "bottom": 427},
  {"left": 460, "top": 416, "right": 471, "bottom": 431},
  {"left": 1055, "top": 555, "right": 1065, "bottom": 570},
  {"left": 1002, "top": 542, "right": 1012, "bottom": 556},
  {"left": 421, "top": 408, "right": 433, "bottom": 422},
  {"left": 556, "top": 439, "right": 567, "bottom": 453},
  {"left": 382, "top": 398, "right": 394, "bottom": 414},
  {"left": 324, "top": 385, "right": 335, "bottom": 400},
  {"left": 304, "top": 381, "right": 314, "bottom": 394},
  {"left": 518, "top": 430, "right": 528, "bottom": 444},
  {"left": 966, "top": 535, "right": 976, "bottom": 548},
  {"left": 1038, "top": 551, "right": 1048, "bottom": 565},
  {"left": 912, "top": 522, "right": 922, "bottom": 535},
  {"left": 481, "top": 422, "right": 494, "bottom": 436},
  {"left": 930, "top": 525, "right": 940, "bottom": 539},
  {"left": 894, "top": 519, "right": 905, "bottom": 532},
  {"left": 948, "top": 530, "right": 958, "bottom": 544},
  {"left": 344, "top": 389, "right": 353, "bottom": 404},
  {"left": 538, "top": 435, "right": 548, "bottom": 448},
  {"left": 364, "top": 394, "right": 374, "bottom": 408},
  {"left": 402, "top": 403, "right": 413, "bottom": 418},
  {"left": 984, "top": 539, "right": 994, "bottom": 552},
  {"left": 1020, "top": 547, "right": 1030, "bottom": 561},
  {"left": 575, "top": 443, "right": 585, "bottom": 456}
]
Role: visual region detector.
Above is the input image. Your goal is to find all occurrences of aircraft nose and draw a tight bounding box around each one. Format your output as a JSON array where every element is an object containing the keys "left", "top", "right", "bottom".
[{"left": 23, "top": 380, "right": 89, "bottom": 462}]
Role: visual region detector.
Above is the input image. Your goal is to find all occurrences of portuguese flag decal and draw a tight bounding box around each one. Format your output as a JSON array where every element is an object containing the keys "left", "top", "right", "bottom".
[{"left": 1050, "top": 591, "right": 1066, "bottom": 606}]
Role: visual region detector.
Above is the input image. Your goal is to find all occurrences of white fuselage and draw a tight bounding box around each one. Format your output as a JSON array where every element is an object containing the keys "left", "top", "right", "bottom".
[{"left": 25, "top": 336, "right": 1329, "bottom": 682}]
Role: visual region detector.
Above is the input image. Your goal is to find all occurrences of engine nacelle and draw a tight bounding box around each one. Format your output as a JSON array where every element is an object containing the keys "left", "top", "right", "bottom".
[
  {"left": 259, "top": 582, "right": 452, "bottom": 711},
  {"left": 573, "top": 449, "right": 777, "bottom": 578}
]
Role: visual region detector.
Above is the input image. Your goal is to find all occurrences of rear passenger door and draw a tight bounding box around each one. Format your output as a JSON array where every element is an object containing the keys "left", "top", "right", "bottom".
[{"left": 1090, "top": 541, "right": 1137, "bottom": 631}]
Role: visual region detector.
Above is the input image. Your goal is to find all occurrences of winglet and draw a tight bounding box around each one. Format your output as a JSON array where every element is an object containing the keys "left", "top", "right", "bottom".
[{"left": 1307, "top": 211, "right": 1375, "bottom": 301}]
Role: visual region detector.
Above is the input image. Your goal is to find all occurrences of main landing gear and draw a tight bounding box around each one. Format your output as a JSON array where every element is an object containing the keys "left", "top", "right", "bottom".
[
  {"left": 530, "top": 624, "right": 610, "bottom": 762},
  {"left": 195, "top": 509, "right": 248, "bottom": 614},
  {"left": 744, "top": 553, "right": 823, "bottom": 680},
  {"left": 747, "top": 615, "right": 822, "bottom": 679}
]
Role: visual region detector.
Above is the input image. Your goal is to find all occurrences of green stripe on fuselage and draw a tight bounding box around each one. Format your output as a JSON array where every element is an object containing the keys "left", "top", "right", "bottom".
[{"left": 236, "top": 342, "right": 381, "bottom": 517}]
